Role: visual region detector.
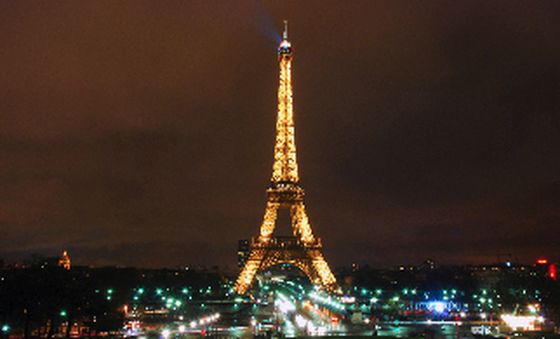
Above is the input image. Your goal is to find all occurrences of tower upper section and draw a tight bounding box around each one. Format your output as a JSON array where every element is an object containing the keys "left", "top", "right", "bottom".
[{"left": 271, "top": 21, "right": 298, "bottom": 186}]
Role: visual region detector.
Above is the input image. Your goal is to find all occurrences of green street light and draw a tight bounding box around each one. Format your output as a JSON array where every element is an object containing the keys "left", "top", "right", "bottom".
[{"left": 60, "top": 311, "right": 67, "bottom": 317}]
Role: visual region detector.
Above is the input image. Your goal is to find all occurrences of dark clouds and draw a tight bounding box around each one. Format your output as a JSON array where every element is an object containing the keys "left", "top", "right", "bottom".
[{"left": 1, "top": 1, "right": 559, "bottom": 268}]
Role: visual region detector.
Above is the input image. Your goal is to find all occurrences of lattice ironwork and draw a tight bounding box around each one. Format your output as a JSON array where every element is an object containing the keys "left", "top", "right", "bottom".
[{"left": 234, "top": 22, "right": 339, "bottom": 295}]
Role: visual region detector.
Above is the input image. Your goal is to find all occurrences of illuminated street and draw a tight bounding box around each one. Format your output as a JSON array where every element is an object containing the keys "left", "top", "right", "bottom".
[
  {"left": 0, "top": 263, "right": 558, "bottom": 338},
  {"left": 117, "top": 273, "right": 555, "bottom": 339}
]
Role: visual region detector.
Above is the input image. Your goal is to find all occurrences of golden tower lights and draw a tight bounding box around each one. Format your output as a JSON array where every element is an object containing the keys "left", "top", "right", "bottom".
[{"left": 234, "top": 22, "right": 339, "bottom": 294}]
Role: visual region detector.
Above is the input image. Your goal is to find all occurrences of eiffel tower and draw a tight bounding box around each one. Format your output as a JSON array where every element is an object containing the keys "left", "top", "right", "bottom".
[{"left": 234, "top": 22, "right": 339, "bottom": 295}]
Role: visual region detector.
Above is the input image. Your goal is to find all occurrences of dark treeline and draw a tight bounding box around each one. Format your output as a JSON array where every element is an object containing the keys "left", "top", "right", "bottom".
[{"left": 0, "top": 263, "right": 230, "bottom": 339}]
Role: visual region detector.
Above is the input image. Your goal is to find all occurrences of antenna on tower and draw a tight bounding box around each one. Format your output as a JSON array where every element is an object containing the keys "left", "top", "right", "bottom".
[{"left": 283, "top": 20, "right": 288, "bottom": 40}]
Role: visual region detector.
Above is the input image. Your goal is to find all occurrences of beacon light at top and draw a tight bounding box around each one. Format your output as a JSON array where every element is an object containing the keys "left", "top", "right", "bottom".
[{"left": 278, "top": 21, "right": 292, "bottom": 55}]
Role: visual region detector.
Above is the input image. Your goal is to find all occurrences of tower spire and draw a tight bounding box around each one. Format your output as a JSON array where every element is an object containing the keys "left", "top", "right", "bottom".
[{"left": 273, "top": 19, "right": 296, "bottom": 185}]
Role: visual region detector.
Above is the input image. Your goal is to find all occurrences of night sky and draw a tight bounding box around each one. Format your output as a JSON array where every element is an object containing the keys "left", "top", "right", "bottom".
[{"left": 1, "top": 1, "right": 559, "bottom": 269}]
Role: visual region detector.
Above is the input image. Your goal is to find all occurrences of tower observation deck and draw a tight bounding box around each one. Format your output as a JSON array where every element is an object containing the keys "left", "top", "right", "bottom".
[{"left": 233, "top": 22, "right": 339, "bottom": 295}]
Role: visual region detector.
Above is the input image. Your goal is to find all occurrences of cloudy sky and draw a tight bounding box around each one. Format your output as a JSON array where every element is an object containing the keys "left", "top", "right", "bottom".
[{"left": 1, "top": 1, "right": 559, "bottom": 269}]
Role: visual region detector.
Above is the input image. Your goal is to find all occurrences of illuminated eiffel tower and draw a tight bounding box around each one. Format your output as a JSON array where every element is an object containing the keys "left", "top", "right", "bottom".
[{"left": 234, "top": 22, "right": 339, "bottom": 294}]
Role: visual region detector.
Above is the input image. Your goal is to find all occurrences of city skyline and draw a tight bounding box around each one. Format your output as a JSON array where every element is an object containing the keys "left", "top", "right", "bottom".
[{"left": 1, "top": 1, "right": 559, "bottom": 269}]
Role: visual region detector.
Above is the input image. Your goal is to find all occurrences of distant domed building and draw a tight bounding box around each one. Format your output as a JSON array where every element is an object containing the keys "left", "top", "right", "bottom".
[{"left": 58, "top": 250, "right": 71, "bottom": 270}]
